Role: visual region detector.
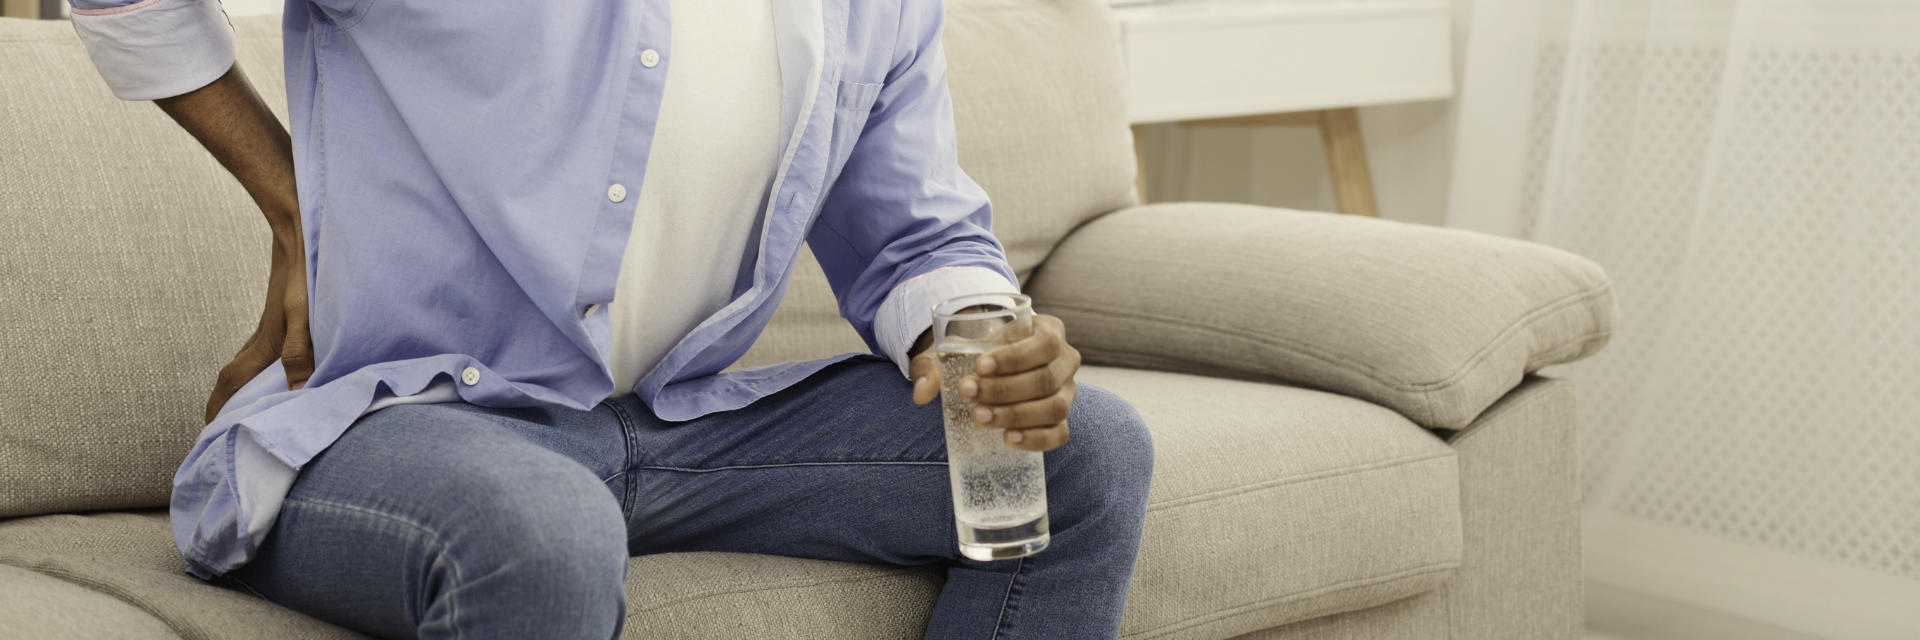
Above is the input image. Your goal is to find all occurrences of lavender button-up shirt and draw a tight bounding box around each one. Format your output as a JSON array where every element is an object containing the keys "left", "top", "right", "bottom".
[{"left": 69, "top": 0, "right": 1019, "bottom": 578}]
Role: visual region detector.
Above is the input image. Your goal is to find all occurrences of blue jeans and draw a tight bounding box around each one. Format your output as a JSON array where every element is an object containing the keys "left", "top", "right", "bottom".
[{"left": 220, "top": 357, "right": 1154, "bottom": 639}]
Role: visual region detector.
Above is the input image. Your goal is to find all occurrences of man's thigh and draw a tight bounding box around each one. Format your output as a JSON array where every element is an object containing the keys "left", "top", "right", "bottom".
[
  {"left": 613, "top": 357, "right": 961, "bottom": 564},
  {"left": 229, "top": 402, "right": 630, "bottom": 637}
]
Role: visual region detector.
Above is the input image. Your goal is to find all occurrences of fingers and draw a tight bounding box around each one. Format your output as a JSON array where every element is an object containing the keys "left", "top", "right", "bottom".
[
  {"left": 977, "top": 315, "right": 1065, "bottom": 376},
  {"left": 280, "top": 268, "right": 314, "bottom": 390},
  {"left": 973, "top": 385, "right": 1075, "bottom": 431},
  {"left": 974, "top": 383, "right": 1077, "bottom": 452},
  {"left": 908, "top": 349, "right": 940, "bottom": 405},
  {"left": 205, "top": 335, "right": 277, "bottom": 423},
  {"left": 1005, "top": 421, "right": 1069, "bottom": 452},
  {"left": 960, "top": 347, "right": 1080, "bottom": 405}
]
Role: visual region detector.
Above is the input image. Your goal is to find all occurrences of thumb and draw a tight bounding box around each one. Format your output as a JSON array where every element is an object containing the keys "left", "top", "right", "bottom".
[{"left": 909, "top": 350, "right": 941, "bottom": 405}]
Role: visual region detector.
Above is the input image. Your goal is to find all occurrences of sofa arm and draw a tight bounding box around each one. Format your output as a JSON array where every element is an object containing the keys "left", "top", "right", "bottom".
[{"left": 1025, "top": 203, "right": 1615, "bottom": 430}]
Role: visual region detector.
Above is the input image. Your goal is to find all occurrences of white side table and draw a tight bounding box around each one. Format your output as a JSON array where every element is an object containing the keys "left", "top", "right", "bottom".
[{"left": 1117, "top": 0, "right": 1453, "bottom": 215}]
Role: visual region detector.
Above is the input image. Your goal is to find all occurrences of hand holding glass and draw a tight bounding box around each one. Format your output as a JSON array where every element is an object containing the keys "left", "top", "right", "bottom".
[{"left": 933, "top": 293, "right": 1050, "bottom": 561}]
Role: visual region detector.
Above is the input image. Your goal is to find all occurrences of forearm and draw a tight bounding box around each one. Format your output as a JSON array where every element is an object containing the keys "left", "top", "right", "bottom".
[{"left": 154, "top": 65, "right": 299, "bottom": 227}]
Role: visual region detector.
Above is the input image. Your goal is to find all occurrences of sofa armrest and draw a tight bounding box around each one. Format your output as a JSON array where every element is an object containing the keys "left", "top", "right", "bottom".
[{"left": 1025, "top": 203, "right": 1615, "bottom": 430}]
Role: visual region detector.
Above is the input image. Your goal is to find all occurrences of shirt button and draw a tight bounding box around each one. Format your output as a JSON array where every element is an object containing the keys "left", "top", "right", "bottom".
[
  {"left": 460, "top": 367, "right": 481, "bottom": 386},
  {"left": 584, "top": 303, "right": 601, "bottom": 318},
  {"left": 607, "top": 183, "right": 627, "bottom": 203},
  {"left": 640, "top": 49, "right": 661, "bottom": 68}
]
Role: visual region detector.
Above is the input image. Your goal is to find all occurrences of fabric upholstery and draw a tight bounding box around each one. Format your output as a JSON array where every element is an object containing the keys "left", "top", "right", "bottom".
[
  {"left": 0, "top": 366, "right": 1462, "bottom": 639},
  {"left": 1228, "top": 592, "right": 1449, "bottom": 640},
  {"left": 0, "top": 16, "right": 288, "bottom": 517},
  {"left": 1027, "top": 203, "right": 1616, "bottom": 430},
  {"left": 1079, "top": 367, "right": 1461, "bottom": 639},
  {"left": 620, "top": 554, "right": 943, "bottom": 639},
  {"left": 0, "top": 512, "right": 365, "bottom": 639},
  {"left": 942, "top": 0, "right": 1138, "bottom": 276},
  {"left": 1432, "top": 376, "right": 1584, "bottom": 638},
  {"left": 0, "top": 564, "right": 178, "bottom": 639},
  {"left": 1232, "top": 377, "right": 1585, "bottom": 640}
]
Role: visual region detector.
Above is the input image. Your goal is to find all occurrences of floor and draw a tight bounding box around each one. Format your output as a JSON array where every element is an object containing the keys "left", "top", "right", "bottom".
[{"left": 1583, "top": 582, "right": 1830, "bottom": 640}]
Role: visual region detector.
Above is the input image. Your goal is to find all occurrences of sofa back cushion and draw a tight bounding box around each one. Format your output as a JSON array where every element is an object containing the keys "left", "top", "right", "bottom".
[
  {"left": 0, "top": 0, "right": 1134, "bottom": 516},
  {"left": 0, "top": 16, "right": 291, "bottom": 518}
]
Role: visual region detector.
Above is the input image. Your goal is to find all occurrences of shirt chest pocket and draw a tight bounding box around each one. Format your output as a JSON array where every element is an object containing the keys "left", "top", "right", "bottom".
[{"left": 824, "top": 80, "right": 885, "bottom": 184}]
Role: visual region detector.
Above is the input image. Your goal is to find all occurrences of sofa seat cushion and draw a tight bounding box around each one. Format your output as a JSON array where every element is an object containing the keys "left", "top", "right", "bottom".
[
  {"left": 1077, "top": 367, "right": 1463, "bottom": 639},
  {"left": 0, "top": 564, "right": 178, "bottom": 639},
  {"left": 0, "top": 368, "right": 1460, "bottom": 639}
]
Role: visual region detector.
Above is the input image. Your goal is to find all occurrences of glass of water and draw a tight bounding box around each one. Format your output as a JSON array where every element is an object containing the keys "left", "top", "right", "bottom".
[{"left": 933, "top": 293, "right": 1049, "bottom": 561}]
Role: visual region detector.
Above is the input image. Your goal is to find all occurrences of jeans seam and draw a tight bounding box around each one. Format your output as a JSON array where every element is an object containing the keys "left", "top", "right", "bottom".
[
  {"left": 988, "top": 556, "right": 1027, "bottom": 640},
  {"left": 601, "top": 398, "right": 640, "bottom": 519},
  {"left": 284, "top": 498, "right": 468, "bottom": 640}
]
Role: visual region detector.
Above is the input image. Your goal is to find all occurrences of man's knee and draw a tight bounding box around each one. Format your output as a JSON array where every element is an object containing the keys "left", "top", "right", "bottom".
[
  {"left": 456, "top": 456, "right": 628, "bottom": 576},
  {"left": 1059, "top": 383, "right": 1156, "bottom": 508}
]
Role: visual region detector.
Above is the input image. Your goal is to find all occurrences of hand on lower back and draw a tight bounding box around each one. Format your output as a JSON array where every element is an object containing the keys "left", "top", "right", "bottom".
[
  {"left": 909, "top": 313, "right": 1080, "bottom": 453},
  {"left": 205, "top": 219, "right": 312, "bottom": 423},
  {"left": 154, "top": 65, "right": 315, "bottom": 424}
]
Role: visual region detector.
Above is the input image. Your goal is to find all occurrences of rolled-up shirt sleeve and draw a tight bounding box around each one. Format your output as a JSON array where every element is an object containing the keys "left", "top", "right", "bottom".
[
  {"left": 68, "top": 0, "right": 236, "bottom": 101},
  {"left": 873, "top": 267, "right": 1019, "bottom": 376}
]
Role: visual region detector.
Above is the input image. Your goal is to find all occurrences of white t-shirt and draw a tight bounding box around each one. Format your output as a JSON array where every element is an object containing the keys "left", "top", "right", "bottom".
[{"left": 607, "top": 0, "right": 782, "bottom": 397}]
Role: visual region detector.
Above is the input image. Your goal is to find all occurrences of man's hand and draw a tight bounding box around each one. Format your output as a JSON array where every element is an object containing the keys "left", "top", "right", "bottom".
[
  {"left": 909, "top": 314, "right": 1081, "bottom": 452},
  {"left": 203, "top": 211, "right": 310, "bottom": 423},
  {"left": 155, "top": 65, "right": 314, "bottom": 423}
]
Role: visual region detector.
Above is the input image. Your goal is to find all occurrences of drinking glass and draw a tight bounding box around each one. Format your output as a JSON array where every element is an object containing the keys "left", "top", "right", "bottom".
[{"left": 932, "top": 293, "right": 1049, "bottom": 561}]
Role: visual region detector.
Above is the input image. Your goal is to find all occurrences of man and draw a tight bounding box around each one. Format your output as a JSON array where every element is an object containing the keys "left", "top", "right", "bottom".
[{"left": 68, "top": 0, "right": 1154, "bottom": 638}]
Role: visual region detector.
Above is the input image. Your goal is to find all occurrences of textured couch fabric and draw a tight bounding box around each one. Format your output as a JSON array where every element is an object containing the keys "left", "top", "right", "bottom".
[
  {"left": 1027, "top": 203, "right": 1615, "bottom": 431},
  {"left": 0, "top": 0, "right": 1604, "bottom": 638},
  {"left": 0, "top": 564, "right": 179, "bottom": 639},
  {"left": 1228, "top": 378, "right": 1585, "bottom": 640},
  {"left": 0, "top": 14, "right": 292, "bottom": 519}
]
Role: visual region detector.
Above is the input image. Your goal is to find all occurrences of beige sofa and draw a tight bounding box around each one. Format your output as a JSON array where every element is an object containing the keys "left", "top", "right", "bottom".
[{"left": 0, "top": 2, "right": 1615, "bottom": 638}]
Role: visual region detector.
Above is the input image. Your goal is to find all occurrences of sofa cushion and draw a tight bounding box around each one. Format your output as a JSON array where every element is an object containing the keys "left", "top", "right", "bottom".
[
  {"left": 943, "top": 0, "right": 1138, "bottom": 276},
  {"left": 0, "top": 512, "right": 364, "bottom": 639},
  {"left": 1028, "top": 203, "right": 1616, "bottom": 430},
  {"left": 1079, "top": 367, "right": 1461, "bottom": 639},
  {"left": 0, "top": 367, "right": 1458, "bottom": 639},
  {"left": 0, "top": 564, "right": 178, "bottom": 639},
  {"left": 0, "top": 15, "right": 292, "bottom": 518}
]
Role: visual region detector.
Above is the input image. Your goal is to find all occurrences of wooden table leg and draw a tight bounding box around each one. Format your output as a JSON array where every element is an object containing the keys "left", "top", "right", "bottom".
[
  {"left": 1131, "top": 124, "right": 1149, "bottom": 204},
  {"left": 1, "top": 0, "right": 43, "bottom": 18},
  {"left": 1171, "top": 108, "right": 1381, "bottom": 216},
  {"left": 1318, "top": 107, "right": 1378, "bottom": 217}
]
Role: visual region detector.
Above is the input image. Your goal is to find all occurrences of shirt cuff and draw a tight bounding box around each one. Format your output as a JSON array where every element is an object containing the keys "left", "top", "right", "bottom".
[
  {"left": 69, "top": 0, "right": 236, "bottom": 101},
  {"left": 873, "top": 266, "right": 1021, "bottom": 377}
]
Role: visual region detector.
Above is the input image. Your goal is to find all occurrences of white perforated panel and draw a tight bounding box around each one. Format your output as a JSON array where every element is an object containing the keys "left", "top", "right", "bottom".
[{"left": 1515, "top": 6, "right": 1920, "bottom": 580}]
